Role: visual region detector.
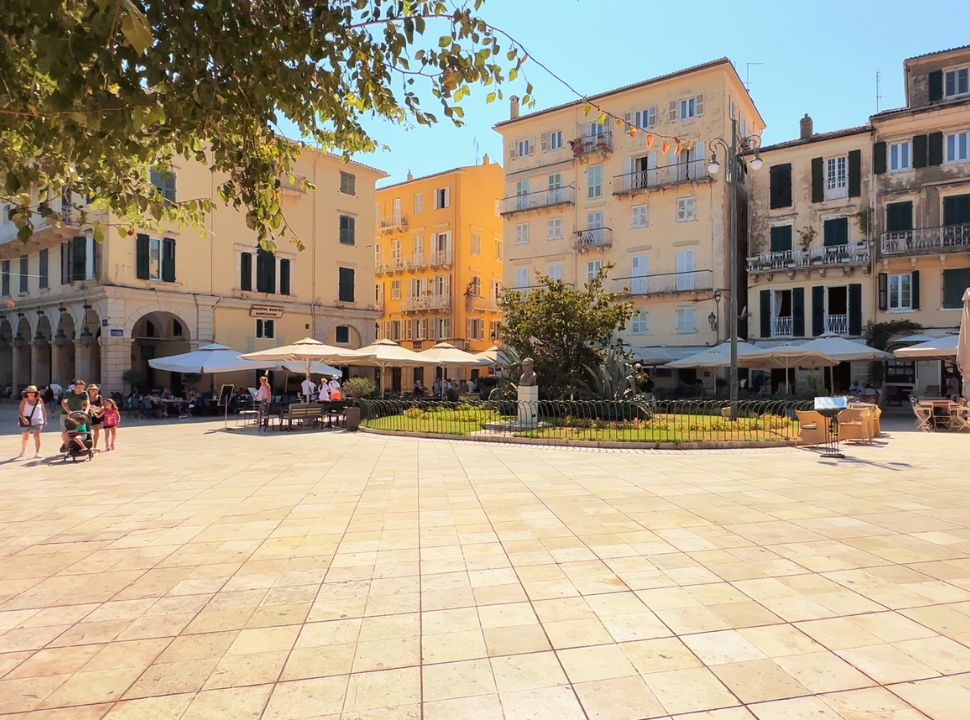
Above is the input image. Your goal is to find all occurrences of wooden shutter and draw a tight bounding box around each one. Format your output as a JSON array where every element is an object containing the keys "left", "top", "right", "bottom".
[
  {"left": 695, "top": 94, "right": 704, "bottom": 116},
  {"left": 161, "top": 238, "right": 176, "bottom": 282},
  {"left": 668, "top": 101, "right": 677, "bottom": 122},
  {"left": 280, "top": 259, "right": 291, "bottom": 296},
  {"left": 769, "top": 164, "right": 792, "bottom": 209},
  {"left": 338, "top": 267, "right": 354, "bottom": 302},
  {"left": 240, "top": 252, "right": 252, "bottom": 291},
  {"left": 770, "top": 225, "right": 793, "bottom": 253},
  {"left": 848, "top": 150, "right": 861, "bottom": 197},
  {"left": 792, "top": 288, "right": 805, "bottom": 337},
  {"left": 39, "top": 249, "right": 48, "bottom": 289},
  {"left": 943, "top": 194, "right": 970, "bottom": 224},
  {"left": 71, "top": 236, "right": 86, "bottom": 281},
  {"left": 886, "top": 201, "right": 913, "bottom": 232},
  {"left": 811, "top": 157, "right": 823, "bottom": 203},
  {"left": 873, "top": 142, "right": 887, "bottom": 174},
  {"left": 928, "top": 132, "right": 943, "bottom": 166},
  {"left": 848, "top": 284, "right": 862, "bottom": 335},
  {"left": 823, "top": 218, "right": 849, "bottom": 246},
  {"left": 911, "top": 270, "right": 920, "bottom": 310},
  {"left": 759, "top": 290, "right": 771, "bottom": 338},
  {"left": 913, "top": 134, "right": 928, "bottom": 168},
  {"left": 136, "top": 233, "right": 150, "bottom": 279},
  {"left": 928, "top": 70, "right": 943, "bottom": 102},
  {"left": 60, "top": 243, "right": 69, "bottom": 285},
  {"left": 877, "top": 273, "right": 888, "bottom": 311},
  {"left": 812, "top": 286, "right": 825, "bottom": 336}
]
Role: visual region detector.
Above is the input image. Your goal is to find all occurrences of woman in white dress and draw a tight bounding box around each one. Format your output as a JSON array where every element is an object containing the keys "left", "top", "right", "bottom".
[
  {"left": 18, "top": 385, "right": 47, "bottom": 459},
  {"left": 318, "top": 379, "right": 330, "bottom": 402}
]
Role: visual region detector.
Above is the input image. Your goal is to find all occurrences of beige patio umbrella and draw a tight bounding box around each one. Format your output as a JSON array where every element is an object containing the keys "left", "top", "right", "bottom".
[
  {"left": 794, "top": 334, "right": 892, "bottom": 393},
  {"left": 740, "top": 344, "right": 835, "bottom": 395},
  {"left": 239, "top": 337, "right": 376, "bottom": 379},
  {"left": 351, "top": 339, "right": 426, "bottom": 393},
  {"left": 666, "top": 341, "right": 758, "bottom": 368},
  {"left": 420, "top": 342, "right": 491, "bottom": 387},
  {"left": 958, "top": 288, "right": 970, "bottom": 400},
  {"left": 893, "top": 335, "right": 959, "bottom": 359}
]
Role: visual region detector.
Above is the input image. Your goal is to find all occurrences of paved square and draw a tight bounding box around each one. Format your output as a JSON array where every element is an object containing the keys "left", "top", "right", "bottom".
[{"left": 0, "top": 415, "right": 968, "bottom": 719}]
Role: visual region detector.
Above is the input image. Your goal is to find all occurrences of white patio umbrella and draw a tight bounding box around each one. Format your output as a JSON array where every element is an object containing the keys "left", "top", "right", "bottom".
[
  {"left": 793, "top": 333, "right": 892, "bottom": 393},
  {"left": 420, "top": 342, "right": 491, "bottom": 387},
  {"left": 475, "top": 345, "right": 512, "bottom": 365},
  {"left": 351, "top": 339, "right": 427, "bottom": 392},
  {"left": 957, "top": 288, "right": 970, "bottom": 399},
  {"left": 666, "top": 341, "right": 758, "bottom": 368},
  {"left": 893, "top": 335, "right": 959, "bottom": 359},
  {"left": 148, "top": 343, "right": 269, "bottom": 373},
  {"left": 627, "top": 346, "right": 681, "bottom": 366},
  {"left": 276, "top": 361, "right": 342, "bottom": 377},
  {"left": 740, "top": 344, "right": 835, "bottom": 395},
  {"left": 239, "top": 337, "right": 376, "bottom": 378}
]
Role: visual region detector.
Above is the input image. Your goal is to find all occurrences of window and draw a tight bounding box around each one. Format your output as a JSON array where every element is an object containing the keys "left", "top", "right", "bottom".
[
  {"left": 544, "top": 131, "right": 563, "bottom": 151},
  {"left": 338, "top": 215, "right": 356, "bottom": 245},
  {"left": 18, "top": 255, "right": 28, "bottom": 293},
  {"left": 587, "top": 210, "right": 603, "bottom": 228},
  {"left": 240, "top": 251, "right": 252, "bottom": 291},
  {"left": 470, "top": 233, "right": 481, "bottom": 256},
  {"left": 375, "top": 283, "right": 384, "bottom": 306},
  {"left": 149, "top": 238, "right": 161, "bottom": 279},
  {"left": 547, "top": 218, "right": 563, "bottom": 240},
  {"left": 0, "top": 260, "right": 8, "bottom": 296},
  {"left": 547, "top": 263, "right": 563, "bottom": 281},
  {"left": 630, "top": 106, "right": 657, "bottom": 129},
  {"left": 435, "top": 317, "right": 451, "bottom": 339},
  {"left": 492, "top": 280, "right": 502, "bottom": 302},
  {"left": 586, "top": 259, "right": 602, "bottom": 282},
  {"left": 515, "top": 223, "right": 529, "bottom": 245},
  {"left": 548, "top": 173, "right": 562, "bottom": 190},
  {"left": 335, "top": 326, "right": 350, "bottom": 344},
  {"left": 888, "top": 273, "right": 912, "bottom": 311},
  {"left": 587, "top": 165, "right": 603, "bottom": 199},
  {"left": 490, "top": 321, "right": 500, "bottom": 341},
  {"left": 256, "top": 248, "right": 276, "bottom": 293},
  {"left": 256, "top": 319, "right": 275, "bottom": 339},
  {"left": 39, "top": 249, "right": 48, "bottom": 289},
  {"left": 943, "top": 268, "right": 970, "bottom": 308},
  {"left": 824, "top": 156, "right": 848, "bottom": 200},
  {"left": 412, "top": 235, "right": 423, "bottom": 264},
  {"left": 630, "top": 255, "right": 648, "bottom": 294},
  {"left": 945, "top": 131, "right": 969, "bottom": 163},
  {"left": 770, "top": 225, "right": 793, "bottom": 253},
  {"left": 517, "top": 139, "right": 532, "bottom": 157},
  {"left": 338, "top": 267, "right": 355, "bottom": 303},
  {"left": 889, "top": 141, "right": 912, "bottom": 172},
  {"left": 630, "top": 311, "right": 649, "bottom": 335},
  {"left": 675, "top": 94, "right": 704, "bottom": 120},
  {"left": 515, "top": 267, "right": 529, "bottom": 289},
  {"left": 676, "top": 307, "right": 697, "bottom": 334},
  {"left": 467, "top": 318, "right": 484, "bottom": 341},
  {"left": 391, "top": 279, "right": 401, "bottom": 299},
  {"left": 391, "top": 238, "right": 402, "bottom": 264},
  {"left": 435, "top": 187, "right": 450, "bottom": 209},
  {"left": 677, "top": 197, "right": 696, "bottom": 222},
  {"left": 339, "top": 171, "right": 356, "bottom": 196},
  {"left": 390, "top": 320, "right": 401, "bottom": 340},
  {"left": 64, "top": 236, "right": 87, "bottom": 283},
  {"left": 676, "top": 250, "right": 696, "bottom": 290},
  {"left": 414, "top": 193, "right": 424, "bottom": 214},
  {"left": 769, "top": 164, "right": 793, "bottom": 209},
  {"left": 823, "top": 217, "right": 849, "bottom": 246},
  {"left": 279, "top": 259, "right": 291, "bottom": 296},
  {"left": 945, "top": 67, "right": 970, "bottom": 98},
  {"left": 631, "top": 204, "right": 649, "bottom": 228},
  {"left": 150, "top": 168, "right": 176, "bottom": 203},
  {"left": 516, "top": 180, "right": 529, "bottom": 197}
]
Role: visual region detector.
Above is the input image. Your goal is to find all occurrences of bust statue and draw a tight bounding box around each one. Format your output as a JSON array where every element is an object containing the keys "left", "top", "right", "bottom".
[{"left": 518, "top": 357, "right": 537, "bottom": 387}]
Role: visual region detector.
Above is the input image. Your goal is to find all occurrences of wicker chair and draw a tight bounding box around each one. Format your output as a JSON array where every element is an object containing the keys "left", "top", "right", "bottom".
[
  {"left": 795, "top": 410, "right": 829, "bottom": 446},
  {"left": 838, "top": 408, "right": 873, "bottom": 443}
]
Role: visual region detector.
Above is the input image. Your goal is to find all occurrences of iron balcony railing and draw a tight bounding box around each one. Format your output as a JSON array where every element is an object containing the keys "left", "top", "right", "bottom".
[
  {"left": 613, "top": 269, "right": 714, "bottom": 296},
  {"left": 574, "top": 227, "right": 612, "bottom": 250},
  {"left": 880, "top": 223, "right": 970, "bottom": 255},
  {"left": 825, "top": 314, "right": 848, "bottom": 335},
  {"left": 380, "top": 216, "right": 408, "bottom": 231},
  {"left": 613, "top": 159, "right": 710, "bottom": 195},
  {"left": 569, "top": 131, "right": 613, "bottom": 156},
  {"left": 500, "top": 186, "right": 575, "bottom": 215},
  {"left": 403, "top": 294, "right": 451, "bottom": 312},
  {"left": 376, "top": 251, "right": 452, "bottom": 274},
  {"left": 772, "top": 315, "right": 793, "bottom": 337},
  {"left": 747, "top": 244, "right": 870, "bottom": 272}
]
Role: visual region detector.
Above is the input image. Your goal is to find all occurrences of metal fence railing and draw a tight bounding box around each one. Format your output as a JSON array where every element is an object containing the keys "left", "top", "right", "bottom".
[{"left": 359, "top": 398, "right": 813, "bottom": 445}]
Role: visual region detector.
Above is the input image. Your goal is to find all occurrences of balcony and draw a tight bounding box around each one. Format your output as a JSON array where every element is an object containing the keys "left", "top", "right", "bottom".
[
  {"left": 465, "top": 295, "right": 500, "bottom": 312},
  {"left": 428, "top": 250, "right": 453, "bottom": 268},
  {"left": 613, "top": 269, "right": 714, "bottom": 296},
  {"left": 500, "top": 186, "right": 575, "bottom": 216},
  {"left": 403, "top": 294, "right": 451, "bottom": 312},
  {"left": 375, "top": 251, "right": 452, "bottom": 274},
  {"left": 825, "top": 313, "right": 848, "bottom": 335},
  {"left": 747, "top": 244, "right": 870, "bottom": 273},
  {"left": 613, "top": 159, "right": 711, "bottom": 196},
  {"left": 380, "top": 216, "right": 408, "bottom": 232},
  {"left": 772, "top": 315, "right": 793, "bottom": 338},
  {"left": 574, "top": 227, "right": 612, "bottom": 250},
  {"left": 1, "top": 196, "right": 75, "bottom": 246},
  {"left": 880, "top": 223, "right": 970, "bottom": 256},
  {"left": 569, "top": 131, "right": 613, "bottom": 156}
]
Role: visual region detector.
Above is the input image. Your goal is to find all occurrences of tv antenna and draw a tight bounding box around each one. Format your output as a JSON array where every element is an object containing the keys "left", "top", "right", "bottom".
[
  {"left": 875, "top": 71, "right": 885, "bottom": 113},
  {"left": 745, "top": 62, "right": 764, "bottom": 91},
  {"left": 473, "top": 137, "right": 480, "bottom": 164}
]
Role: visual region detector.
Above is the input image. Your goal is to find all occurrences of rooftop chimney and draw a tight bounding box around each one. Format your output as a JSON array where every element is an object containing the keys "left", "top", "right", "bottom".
[
  {"left": 406, "top": 170, "right": 413, "bottom": 181},
  {"left": 510, "top": 95, "right": 520, "bottom": 120},
  {"left": 800, "top": 114, "right": 814, "bottom": 140},
  {"left": 482, "top": 154, "right": 490, "bottom": 166}
]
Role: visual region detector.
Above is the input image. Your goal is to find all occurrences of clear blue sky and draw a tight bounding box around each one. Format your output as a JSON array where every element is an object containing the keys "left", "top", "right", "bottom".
[{"left": 306, "top": 0, "right": 970, "bottom": 187}]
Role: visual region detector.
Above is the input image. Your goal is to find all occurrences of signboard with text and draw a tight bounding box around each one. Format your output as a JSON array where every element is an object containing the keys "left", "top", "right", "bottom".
[{"left": 249, "top": 304, "right": 284, "bottom": 319}]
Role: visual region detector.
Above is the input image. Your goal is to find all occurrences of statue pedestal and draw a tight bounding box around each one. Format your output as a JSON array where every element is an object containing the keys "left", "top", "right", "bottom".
[{"left": 517, "top": 386, "right": 539, "bottom": 428}]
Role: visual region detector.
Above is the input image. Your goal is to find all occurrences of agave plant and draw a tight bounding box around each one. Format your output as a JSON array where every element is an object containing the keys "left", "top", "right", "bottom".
[{"left": 582, "top": 345, "right": 638, "bottom": 400}]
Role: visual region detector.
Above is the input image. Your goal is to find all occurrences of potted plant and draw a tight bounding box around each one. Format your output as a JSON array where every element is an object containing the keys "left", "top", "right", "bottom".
[{"left": 341, "top": 377, "right": 376, "bottom": 430}]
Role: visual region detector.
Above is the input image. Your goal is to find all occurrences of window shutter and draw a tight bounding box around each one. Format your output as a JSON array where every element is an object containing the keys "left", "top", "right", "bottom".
[
  {"left": 136, "top": 233, "right": 150, "bottom": 279},
  {"left": 623, "top": 112, "right": 631, "bottom": 127},
  {"left": 928, "top": 70, "right": 943, "bottom": 102},
  {"left": 71, "top": 236, "right": 86, "bottom": 282},
  {"left": 913, "top": 134, "right": 928, "bottom": 168},
  {"left": 540, "top": 133, "right": 548, "bottom": 152},
  {"left": 886, "top": 201, "right": 914, "bottom": 232},
  {"left": 848, "top": 284, "right": 862, "bottom": 335},
  {"left": 60, "top": 242, "right": 69, "bottom": 285},
  {"left": 911, "top": 270, "right": 920, "bottom": 310},
  {"left": 877, "top": 273, "right": 888, "bottom": 312},
  {"left": 812, "top": 286, "right": 825, "bottom": 336},
  {"left": 280, "top": 258, "right": 291, "bottom": 296},
  {"left": 848, "top": 150, "right": 861, "bottom": 197},
  {"left": 873, "top": 142, "right": 887, "bottom": 174},
  {"left": 240, "top": 252, "right": 252, "bottom": 291},
  {"left": 927, "top": 132, "right": 943, "bottom": 166},
  {"left": 695, "top": 94, "right": 704, "bottom": 116},
  {"left": 668, "top": 101, "right": 677, "bottom": 122},
  {"left": 39, "top": 249, "right": 48, "bottom": 289},
  {"left": 811, "top": 157, "right": 823, "bottom": 203},
  {"left": 161, "top": 238, "right": 176, "bottom": 282},
  {"left": 769, "top": 164, "right": 792, "bottom": 209},
  {"left": 759, "top": 290, "right": 771, "bottom": 338},
  {"left": 792, "top": 288, "right": 805, "bottom": 337},
  {"left": 770, "top": 225, "right": 793, "bottom": 252}
]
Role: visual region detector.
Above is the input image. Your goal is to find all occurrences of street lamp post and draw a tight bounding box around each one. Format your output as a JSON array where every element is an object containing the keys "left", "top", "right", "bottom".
[{"left": 707, "top": 119, "right": 762, "bottom": 420}]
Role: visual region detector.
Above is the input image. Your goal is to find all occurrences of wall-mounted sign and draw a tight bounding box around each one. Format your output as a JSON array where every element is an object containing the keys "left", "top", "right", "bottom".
[
  {"left": 110, "top": 328, "right": 124, "bottom": 337},
  {"left": 249, "top": 304, "right": 284, "bottom": 319}
]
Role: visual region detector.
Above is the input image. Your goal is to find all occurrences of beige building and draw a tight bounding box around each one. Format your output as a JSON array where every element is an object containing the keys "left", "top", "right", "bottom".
[
  {"left": 0, "top": 149, "right": 385, "bottom": 394},
  {"left": 374, "top": 160, "right": 504, "bottom": 389},
  {"left": 494, "top": 58, "right": 764, "bottom": 382},
  {"left": 871, "top": 45, "right": 970, "bottom": 396}
]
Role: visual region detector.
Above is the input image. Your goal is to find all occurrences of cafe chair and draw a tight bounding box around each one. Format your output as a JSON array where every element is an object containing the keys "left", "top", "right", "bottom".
[
  {"left": 910, "top": 397, "right": 935, "bottom": 432},
  {"left": 837, "top": 407, "right": 873, "bottom": 443},
  {"left": 795, "top": 410, "right": 829, "bottom": 446}
]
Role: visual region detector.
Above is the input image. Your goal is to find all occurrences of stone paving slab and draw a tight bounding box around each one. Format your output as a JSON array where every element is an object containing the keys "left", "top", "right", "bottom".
[{"left": 0, "top": 415, "right": 967, "bottom": 718}]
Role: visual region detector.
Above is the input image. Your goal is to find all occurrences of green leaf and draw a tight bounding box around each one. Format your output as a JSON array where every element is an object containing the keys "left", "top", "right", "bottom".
[
  {"left": 119, "top": 1, "right": 153, "bottom": 55},
  {"left": 486, "top": 92, "right": 496, "bottom": 104},
  {"left": 438, "top": 35, "right": 451, "bottom": 47}
]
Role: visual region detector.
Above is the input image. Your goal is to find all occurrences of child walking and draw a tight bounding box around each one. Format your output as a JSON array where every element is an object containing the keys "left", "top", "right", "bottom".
[{"left": 102, "top": 399, "right": 121, "bottom": 451}]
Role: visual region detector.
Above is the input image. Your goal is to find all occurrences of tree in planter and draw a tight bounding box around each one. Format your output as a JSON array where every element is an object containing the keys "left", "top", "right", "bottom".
[
  {"left": 342, "top": 377, "right": 377, "bottom": 402},
  {"left": 498, "top": 265, "right": 633, "bottom": 399}
]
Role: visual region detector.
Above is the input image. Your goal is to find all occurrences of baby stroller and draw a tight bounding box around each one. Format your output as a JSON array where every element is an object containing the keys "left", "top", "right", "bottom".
[{"left": 62, "top": 411, "right": 94, "bottom": 462}]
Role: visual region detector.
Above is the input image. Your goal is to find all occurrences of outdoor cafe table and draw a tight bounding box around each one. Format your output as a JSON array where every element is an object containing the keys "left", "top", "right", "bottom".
[{"left": 919, "top": 399, "right": 964, "bottom": 430}]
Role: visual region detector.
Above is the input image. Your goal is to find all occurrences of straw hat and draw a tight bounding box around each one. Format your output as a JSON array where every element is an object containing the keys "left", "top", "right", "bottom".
[
  {"left": 22, "top": 385, "right": 39, "bottom": 395},
  {"left": 87, "top": 384, "right": 99, "bottom": 391},
  {"left": 73, "top": 379, "right": 86, "bottom": 386}
]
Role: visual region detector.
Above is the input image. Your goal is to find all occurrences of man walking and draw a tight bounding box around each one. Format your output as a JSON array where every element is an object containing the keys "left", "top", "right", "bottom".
[{"left": 61, "top": 379, "right": 89, "bottom": 451}]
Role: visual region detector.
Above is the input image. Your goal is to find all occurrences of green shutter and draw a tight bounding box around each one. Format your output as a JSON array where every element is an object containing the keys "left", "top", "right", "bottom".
[
  {"left": 928, "top": 132, "right": 943, "bottom": 166},
  {"left": 911, "top": 270, "right": 920, "bottom": 310},
  {"left": 39, "top": 249, "right": 48, "bottom": 289},
  {"left": 848, "top": 150, "right": 861, "bottom": 197},
  {"left": 928, "top": 70, "right": 943, "bottom": 102},
  {"left": 913, "top": 135, "right": 928, "bottom": 168},
  {"left": 240, "top": 252, "right": 252, "bottom": 291},
  {"left": 823, "top": 218, "right": 849, "bottom": 246},
  {"left": 769, "top": 164, "right": 792, "bottom": 209},
  {"left": 759, "top": 290, "right": 771, "bottom": 338},
  {"left": 878, "top": 273, "right": 888, "bottom": 311},
  {"left": 71, "top": 236, "right": 86, "bottom": 281},
  {"left": 769, "top": 225, "right": 792, "bottom": 253},
  {"left": 60, "top": 243, "right": 68, "bottom": 285},
  {"left": 136, "top": 234, "right": 150, "bottom": 279},
  {"left": 792, "top": 288, "right": 805, "bottom": 337},
  {"left": 811, "top": 157, "right": 824, "bottom": 203},
  {"left": 848, "top": 284, "right": 862, "bottom": 335},
  {"left": 280, "top": 259, "right": 291, "bottom": 296},
  {"left": 161, "top": 238, "right": 176, "bottom": 282},
  {"left": 812, "top": 286, "right": 825, "bottom": 336},
  {"left": 943, "top": 194, "right": 970, "bottom": 225},
  {"left": 873, "top": 142, "right": 887, "bottom": 174},
  {"left": 886, "top": 202, "right": 913, "bottom": 232},
  {"left": 942, "top": 268, "right": 970, "bottom": 308},
  {"left": 338, "top": 267, "right": 355, "bottom": 303}
]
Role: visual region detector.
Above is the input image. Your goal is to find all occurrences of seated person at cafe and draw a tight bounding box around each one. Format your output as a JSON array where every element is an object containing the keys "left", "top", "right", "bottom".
[
  {"left": 412, "top": 380, "right": 425, "bottom": 397},
  {"left": 861, "top": 384, "right": 879, "bottom": 403}
]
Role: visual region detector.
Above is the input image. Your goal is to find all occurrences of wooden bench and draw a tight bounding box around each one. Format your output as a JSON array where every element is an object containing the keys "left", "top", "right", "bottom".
[{"left": 268, "top": 403, "right": 323, "bottom": 431}]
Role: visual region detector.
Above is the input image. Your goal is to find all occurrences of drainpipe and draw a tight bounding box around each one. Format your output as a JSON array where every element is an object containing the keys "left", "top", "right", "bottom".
[{"left": 311, "top": 152, "right": 319, "bottom": 338}]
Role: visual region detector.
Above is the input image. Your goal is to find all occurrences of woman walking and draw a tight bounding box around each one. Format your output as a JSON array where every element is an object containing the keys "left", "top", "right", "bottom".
[
  {"left": 18, "top": 385, "right": 46, "bottom": 459},
  {"left": 86, "top": 384, "right": 105, "bottom": 450}
]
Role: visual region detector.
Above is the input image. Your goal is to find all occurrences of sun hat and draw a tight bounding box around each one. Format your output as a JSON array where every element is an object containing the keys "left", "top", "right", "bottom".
[
  {"left": 22, "top": 385, "right": 39, "bottom": 395},
  {"left": 87, "top": 384, "right": 99, "bottom": 391},
  {"left": 73, "top": 379, "right": 86, "bottom": 386}
]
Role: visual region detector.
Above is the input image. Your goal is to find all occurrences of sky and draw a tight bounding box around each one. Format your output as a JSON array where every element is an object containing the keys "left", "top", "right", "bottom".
[{"left": 294, "top": 0, "right": 970, "bottom": 187}]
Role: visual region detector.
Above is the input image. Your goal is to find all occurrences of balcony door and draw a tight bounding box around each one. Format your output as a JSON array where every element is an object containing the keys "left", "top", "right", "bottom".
[
  {"left": 676, "top": 250, "right": 695, "bottom": 290},
  {"left": 631, "top": 255, "right": 648, "bottom": 295},
  {"left": 772, "top": 289, "right": 793, "bottom": 337},
  {"left": 825, "top": 286, "right": 848, "bottom": 335}
]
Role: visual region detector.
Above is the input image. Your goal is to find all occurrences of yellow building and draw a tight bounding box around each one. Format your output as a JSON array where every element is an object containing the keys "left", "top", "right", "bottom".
[
  {"left": 872, "top": 46, "right": 970, "bottom": 397},
  {"left": 374, "top": 159, "right": 504, "bottom": 391},
  {"left": 493, "top": 58, "right": 764, "bottom": 388},
  {"left": 746, "top": 117, "right": 875, "bottom": 392},
  {"left": 0, "top": 148, "right": 385, "bottom": 394}
]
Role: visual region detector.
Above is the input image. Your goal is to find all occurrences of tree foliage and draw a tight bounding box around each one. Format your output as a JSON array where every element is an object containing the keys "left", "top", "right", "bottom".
[
  {"left": 0, "top": 0, "right": 531, "bottom": 246},
  {"left": 498, "top": 266, "right": 634, "bottom": 398}
]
